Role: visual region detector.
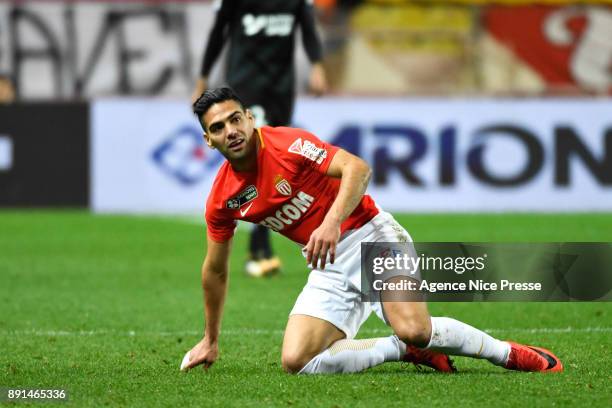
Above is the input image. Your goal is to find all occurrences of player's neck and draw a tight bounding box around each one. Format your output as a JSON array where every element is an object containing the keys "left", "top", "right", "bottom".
[{"left": 230, "top": 157, "right": 256, "bottom": 173}]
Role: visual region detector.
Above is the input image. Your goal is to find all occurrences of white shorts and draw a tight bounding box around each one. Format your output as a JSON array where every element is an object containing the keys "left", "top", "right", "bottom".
[{"left": 289, "top": 211, "right": 412, "bottom": 339}]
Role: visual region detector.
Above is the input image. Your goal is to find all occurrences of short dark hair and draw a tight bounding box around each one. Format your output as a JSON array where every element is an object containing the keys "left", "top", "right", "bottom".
[{"left": 193, "top": 87, "right": 245, "bottom": 129}]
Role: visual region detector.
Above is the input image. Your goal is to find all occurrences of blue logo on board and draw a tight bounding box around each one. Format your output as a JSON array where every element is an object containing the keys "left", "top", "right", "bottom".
[{"left": 151, "top": 125, "right": 223, "bottom": 185}]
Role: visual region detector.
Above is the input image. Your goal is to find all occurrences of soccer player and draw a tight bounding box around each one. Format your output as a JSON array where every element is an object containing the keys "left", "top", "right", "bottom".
[
  {"left": 181, "top": 88, "right": 563, "bottom": 374},
  {"left": 192, "top": 0, "right": 328, "bottom": 277}
]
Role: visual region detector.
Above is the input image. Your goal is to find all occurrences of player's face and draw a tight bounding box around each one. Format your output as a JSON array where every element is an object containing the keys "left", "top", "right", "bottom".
[{"left": 203, "top": 100, "right": 256, "bottom": 163}]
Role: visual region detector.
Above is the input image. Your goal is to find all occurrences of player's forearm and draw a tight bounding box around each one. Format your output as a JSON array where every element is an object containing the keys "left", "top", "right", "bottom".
[
  {"left": 201, "top": 262, "right": 228, "bottom": 342},
  {"left": 325, "top": 159, "right": 371, "bottom": 226}
]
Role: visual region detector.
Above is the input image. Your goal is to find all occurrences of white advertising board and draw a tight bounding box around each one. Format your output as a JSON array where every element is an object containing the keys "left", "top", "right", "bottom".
[
  {"left": 92, "top": 99, "right": 222, "bottom": 213},
  {"left": 92, "top": 98, "right": 612, "bottom": 213},
  {"left": 294, "top": 98, "right": 612, "bottom": 212}
]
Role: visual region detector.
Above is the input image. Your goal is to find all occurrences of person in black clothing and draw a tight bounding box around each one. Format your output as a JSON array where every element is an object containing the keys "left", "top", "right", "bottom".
[{"left": 193, "top": 0, "right": 328, "bottom": 277}]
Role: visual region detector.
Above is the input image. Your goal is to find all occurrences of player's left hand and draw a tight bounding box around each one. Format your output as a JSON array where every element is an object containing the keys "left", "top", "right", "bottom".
[
  {"left": 305, "top": 219, "right": 340, "bottom": 270},
  {"left": 309, "top": 63, "right": 328, "bottom": 96}
]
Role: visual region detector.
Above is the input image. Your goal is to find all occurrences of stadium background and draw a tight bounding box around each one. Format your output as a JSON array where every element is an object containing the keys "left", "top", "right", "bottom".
[{"left": 1, "top": 0, "right": 610, "bottom": 406}]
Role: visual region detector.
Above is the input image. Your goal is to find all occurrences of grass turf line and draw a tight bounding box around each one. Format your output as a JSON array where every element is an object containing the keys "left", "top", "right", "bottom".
[{"left": 0, "top": 211, "right": 611, "bottom": 407}]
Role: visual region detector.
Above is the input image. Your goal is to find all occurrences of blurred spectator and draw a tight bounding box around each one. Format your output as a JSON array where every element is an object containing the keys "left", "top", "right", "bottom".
[
  {"left": 0, "top": 75, "right": 15, "bottom": 104},
  {"left": 314, "top": 0, "right": 364, "bottom": 92}
]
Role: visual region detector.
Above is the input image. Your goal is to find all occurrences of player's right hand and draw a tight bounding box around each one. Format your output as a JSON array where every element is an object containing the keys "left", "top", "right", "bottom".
[
  {"left": 191, "top": 78, "right": 208, "bottom": 104},
  {"left": 181, "top": 336, "right": 218, "bottom": 371},
  {"left": 309, "top": 63, "right": 328, "bottom": 96},
  {"left": 305, "top": 218, "right": 341, "bottom": 270}
]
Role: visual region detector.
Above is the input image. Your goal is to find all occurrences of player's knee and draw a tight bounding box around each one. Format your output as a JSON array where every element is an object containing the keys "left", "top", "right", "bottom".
[
  {"left": 281, "top": 350, "right": 312, "bottom": 374},
  {"left": 393, "top": 317, "right": 432, "bottom": 347}
]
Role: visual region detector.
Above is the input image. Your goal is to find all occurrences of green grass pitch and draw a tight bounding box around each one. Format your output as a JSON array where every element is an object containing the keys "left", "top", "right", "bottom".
[{"left": 1, "top": 211, "right": 611, "bottom": 407}]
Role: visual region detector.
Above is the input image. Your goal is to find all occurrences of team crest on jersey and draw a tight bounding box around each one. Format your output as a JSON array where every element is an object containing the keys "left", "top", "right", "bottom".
[
  {"left": 226, "top": 185, "right": 258, "bottom": 209},
  {"left": 288, "top": 138, "right": 327, "bottom": 165},
  {"left": 274, "top": 175, "right": 292, "bottom": 196}
]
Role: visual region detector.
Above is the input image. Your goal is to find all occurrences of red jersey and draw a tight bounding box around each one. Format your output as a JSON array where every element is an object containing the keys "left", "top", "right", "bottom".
[{"left": 205, "top": 126, "right": 379, "bottom": 245}]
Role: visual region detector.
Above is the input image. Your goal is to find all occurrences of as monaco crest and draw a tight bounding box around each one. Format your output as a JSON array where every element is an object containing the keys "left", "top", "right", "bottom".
[{"left": 274, "top": 175, "right": 292, "bottom": 196}]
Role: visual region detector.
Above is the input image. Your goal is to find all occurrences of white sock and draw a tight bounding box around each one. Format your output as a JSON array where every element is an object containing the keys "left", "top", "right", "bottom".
[
  {"left": 298, "top": 336, "right": 404, "bottom": 374},
  {"left": 427, "top": 317, "right": 510, "bottom": 366}
]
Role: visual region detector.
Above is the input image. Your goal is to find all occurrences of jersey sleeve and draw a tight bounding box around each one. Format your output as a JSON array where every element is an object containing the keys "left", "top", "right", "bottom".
[
  {"left": 205, "top": 200, "right": 237, "bottom": 243},
  {"left": 277, "top": 127, "right": 339, "bottom": 175},
  {"left": 200, "top": 0, "right": 232, "bottom": 77},
  {"left": 298, "top": 0, "right": 323, "bottom": 63}
]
